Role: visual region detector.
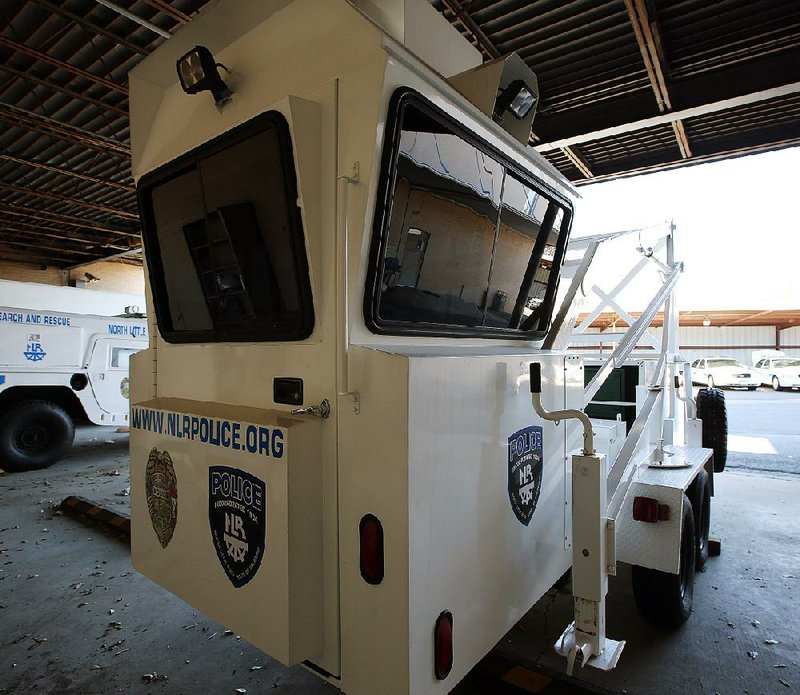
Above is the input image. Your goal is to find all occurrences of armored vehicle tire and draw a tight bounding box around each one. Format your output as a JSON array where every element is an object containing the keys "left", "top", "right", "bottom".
[
  {"left": 690, "top": 469, "right": 711, "bottom": 570},
  {"left": 0, "top": 400, "right": 75, "bottom": 472},
  {"left": 632, "top": 495, "right": 695, "bottom": 628},
  {"left": 696, "top": 387, "right": 727, "bottom": 472}
]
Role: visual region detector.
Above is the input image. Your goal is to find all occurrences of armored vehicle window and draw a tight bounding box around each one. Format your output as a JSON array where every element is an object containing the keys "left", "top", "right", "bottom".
[
  {"left": 366, "top": 91, "right": 572, "bottom": 339},
  {"left": 138, "top": 112, "right": 313, "bottom": 343}
]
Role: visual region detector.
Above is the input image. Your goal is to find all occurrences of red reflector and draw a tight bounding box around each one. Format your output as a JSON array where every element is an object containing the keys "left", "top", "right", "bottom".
[
  {"left": 359, "top": 514, "right": 384, "bottom": 585},
  {"left": 633, "top": 496, "right": 659, "bottom": 522},
  {"left": 633, "top": 496, "right": 670, "bottom": 522},
  {"left": 434, "top": 611, "right": 453, "bottom": 680}
]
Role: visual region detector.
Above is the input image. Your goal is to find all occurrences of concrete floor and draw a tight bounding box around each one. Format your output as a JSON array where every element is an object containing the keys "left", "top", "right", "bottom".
[{"left": 1, "top": 407, "right": 798, "bottom": 694}]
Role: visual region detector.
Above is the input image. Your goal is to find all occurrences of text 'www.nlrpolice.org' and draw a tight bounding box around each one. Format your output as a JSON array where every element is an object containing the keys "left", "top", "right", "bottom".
[{"left": 131, "top": 408, "right": 284, "bottom": 459}]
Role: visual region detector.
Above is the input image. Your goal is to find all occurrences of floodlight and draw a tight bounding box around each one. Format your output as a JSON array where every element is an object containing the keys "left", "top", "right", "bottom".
[
  {"left": 494, "top": 79, "right": 538, "bottom": 121},
  {"left": 176, "top": 45, "right": 232, "bottom": 105}
]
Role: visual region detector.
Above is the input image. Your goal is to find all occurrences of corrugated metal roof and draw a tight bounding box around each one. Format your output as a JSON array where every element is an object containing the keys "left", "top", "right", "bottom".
[{"left": 1, "top": 0, "right": 799, "bottom": 267}]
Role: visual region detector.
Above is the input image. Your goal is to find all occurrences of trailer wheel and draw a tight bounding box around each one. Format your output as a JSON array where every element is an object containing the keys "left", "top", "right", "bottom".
[
  {"left": 0, "top": 400, "right": 75, "bottom": 472},
  {"left": 689, "top": 469, "right": 711, "bottom": 570},
  {"left": 696, "top": 387, "right": 727, "bottom": 472},
  {"left": 632, "top": 494, "right": 696, "bottom": 628}
]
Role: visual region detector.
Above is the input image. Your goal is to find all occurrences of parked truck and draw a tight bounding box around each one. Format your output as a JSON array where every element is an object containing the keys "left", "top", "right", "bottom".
[
  {"left": 0, "top": 303, "right": 147, "bottom": 471},
  {"left": 127, "top": 1, "right": 726, "bottom": 692}
]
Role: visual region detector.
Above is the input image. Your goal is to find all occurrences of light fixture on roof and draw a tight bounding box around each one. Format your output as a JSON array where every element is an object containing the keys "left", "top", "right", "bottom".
[
  {"left": 702, "top": 316, "right": 711, "bottom": 327},
  {"left": 494, "top": 79, "right": 538, "bottom": 121},
  {"left": 448, "top": 53, "right": 539, "bottom": 146},
  {"left": 176, "top": 46, "right": 232, "bottom": 106}
]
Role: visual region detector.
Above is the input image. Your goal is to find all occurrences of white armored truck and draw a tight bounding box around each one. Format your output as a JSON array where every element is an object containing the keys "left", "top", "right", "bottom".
[
  {"left": 128, "top": 1, "right": 726, "bottom": 693},
  {"left": 0, "top": 304, "right": 147, "bottom": 471}
]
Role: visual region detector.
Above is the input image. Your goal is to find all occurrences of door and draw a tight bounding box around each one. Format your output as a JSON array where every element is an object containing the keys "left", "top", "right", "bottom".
[{"left": 87, "top": 338, "right": 142, "bottom": 415}]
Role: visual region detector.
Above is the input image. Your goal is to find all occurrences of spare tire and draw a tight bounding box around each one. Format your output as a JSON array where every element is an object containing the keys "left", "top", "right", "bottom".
[
  {"left": 696, "top": 387, "right": 727, "bottom": 472},
  {"left": 0, "top": 400, "right": 75, "bottom": 472}
]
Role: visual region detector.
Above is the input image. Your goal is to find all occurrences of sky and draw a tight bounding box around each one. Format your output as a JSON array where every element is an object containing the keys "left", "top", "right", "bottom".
[{"left": 569, "top": 146, "right": 800, "bottom": 311}]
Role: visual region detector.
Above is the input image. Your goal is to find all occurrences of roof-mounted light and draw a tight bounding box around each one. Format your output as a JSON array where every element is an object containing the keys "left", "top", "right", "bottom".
[
  {"left": 494, "top": 79, "right": 538, "bottom": 121},
  {"left": 176, "top": 46, "right": 232, "bottom": 106}
]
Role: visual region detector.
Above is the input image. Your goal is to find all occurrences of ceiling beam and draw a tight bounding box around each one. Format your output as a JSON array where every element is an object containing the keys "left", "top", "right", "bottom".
[
  {"left": 141, "top": 0, "right": 192, "bottom": 24},
  {"left": 1, "top": 65, "right": 128, "bottom": 117},
  {"left": 0, "top": 204, "right": 140, "bottom": 237},
  {"left": 0, "top": 238, "right": 96, "bottom": 259},
  {"left": 0, "top": 35, "right": 129, "bottom": 96},
  {"left": 438, "top": 0, "right": 501, "bottom": 60},
  {"left": 624, "top": 0, "right": 693, "bottom": 159},
  {"left": 93, "top": 0, "right": 171, "bottom": 39},
  {"left": 0, "top": 154, "right": 134, "bottom": 192},
  {"left": 0, "top": 104, "right": 129, "bottom": 157},
  {"left": 561, "top": 145, "right": 594, "bottom": 178},
  {"left": 533, "top": 49, "right": 800, "bottom": 144},
  {"left": 537, "top": 81, "right": 800, "bottom": 152},
  {"left": 573, "top": 134, "right": 800, "bottom": 185},
  {"left": 31, "top": 0, "right": 150, "bottom": 57},
  {"left": 0, "top": 182, "right": 139, "bottom": 220},
  {"left": 624, "top": 0, "right": 670, "bottom": 112},
  {"left": 67, "top": 246, "right": 143, "bottom": 270},
  {"left": 0, "top": 219, "right": 132, "bottom": 249},
  {"left": 0, "top": 102, "right": 129, "bottom": 154}
]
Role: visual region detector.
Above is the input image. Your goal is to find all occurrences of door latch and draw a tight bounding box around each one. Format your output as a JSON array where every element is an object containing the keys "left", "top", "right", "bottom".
[{"left": 291, "top": 398, "right": 331, "bottom": 419}]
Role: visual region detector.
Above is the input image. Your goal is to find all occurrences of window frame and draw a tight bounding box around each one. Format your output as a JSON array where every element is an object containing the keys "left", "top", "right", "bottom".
[
  {"left": 364, "top": 88, "right": 574, "bottom": 340},
  {"left": 137, "top": 111, "right": 315, "bottom": 344}
]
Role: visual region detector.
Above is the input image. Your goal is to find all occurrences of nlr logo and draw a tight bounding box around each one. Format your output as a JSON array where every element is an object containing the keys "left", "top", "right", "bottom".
[
  {"left": 507, "top": 426, "right": 544, "bottom": 526},
  {"left": 23, "top": 342, "right": 46, "bottom": 362}
]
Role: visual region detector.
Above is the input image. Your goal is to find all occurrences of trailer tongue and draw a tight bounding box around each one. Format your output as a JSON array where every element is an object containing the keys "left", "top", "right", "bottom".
[{"left": 128, "top": 1, "right": 723, "bottom": 692}]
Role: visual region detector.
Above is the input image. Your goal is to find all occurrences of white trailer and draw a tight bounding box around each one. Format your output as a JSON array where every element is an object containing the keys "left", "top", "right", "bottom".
[
  {"left": 127, "top": 1, "right": 726, "bottom": 692},
  {"left": 0, "top": 304, "right": 147, "bottom": 471}
]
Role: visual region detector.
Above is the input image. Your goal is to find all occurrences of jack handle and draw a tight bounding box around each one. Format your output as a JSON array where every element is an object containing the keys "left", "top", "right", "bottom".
[{"left": 529, "top": 363, "right": 595, "bottom": 455}]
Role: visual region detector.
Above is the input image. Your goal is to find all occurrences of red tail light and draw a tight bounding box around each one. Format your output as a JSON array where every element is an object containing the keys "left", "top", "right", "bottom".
[
  {"left": 632, "top": 496, "right": 670, "bottom": 523},
  {"left": 359, "top": 514, "right": 384, "bottom": 585},
  {"left": 434, "top": 611, "right": 453, "bottom": 680}
]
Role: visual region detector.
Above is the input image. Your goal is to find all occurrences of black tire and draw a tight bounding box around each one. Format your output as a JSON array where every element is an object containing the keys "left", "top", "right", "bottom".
[
  {"left": 772, "top": 376, "right": 782, "bottom": 391},
  {"left": 689, "top": 469, "right": 711, "bottom": 570},
  {"left": 747, "top": 386, "right": 757, "bottom": 391},
  {"left": 632, "top": 494, "right": 696, "bottom": 628},
  {"left": 0, "top": 400, "right": 75, "bottom": 472},
  {"left": 696, "top": 387, "right": 727, "bottom": 472}
]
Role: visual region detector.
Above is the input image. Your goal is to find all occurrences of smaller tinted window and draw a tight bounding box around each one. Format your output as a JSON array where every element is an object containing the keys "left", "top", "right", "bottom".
[
  {"left": 110, "top": 347, "right": 140, "bottom": 369},
  {"left": 139, "top": 113, "right": 313, "bottom": 343}
]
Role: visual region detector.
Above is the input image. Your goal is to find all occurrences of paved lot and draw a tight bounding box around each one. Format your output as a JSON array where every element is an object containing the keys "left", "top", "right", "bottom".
[
  {"left": 0, "top": 389, "right": 796, "bottom": 694},
  {"left": 696, "top": 386, "right": 800, "bottom": 475}
]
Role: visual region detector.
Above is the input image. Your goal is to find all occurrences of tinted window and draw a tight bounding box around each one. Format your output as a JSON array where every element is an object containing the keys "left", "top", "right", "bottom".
[
  {"left": 110, "top": 347, "right": 140, "bottom": 369},
  {"left": 139, "top": 113, "right": 313, "bottom": 343},
  {"left": 367, "top": 93, "right": 572, "bottom": 338}
]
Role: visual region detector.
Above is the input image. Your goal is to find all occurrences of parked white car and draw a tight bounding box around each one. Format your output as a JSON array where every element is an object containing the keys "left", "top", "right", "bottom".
[
  {"left": 690, "top": 357, "right": 760, "bottom": 390},
  {"left": 753, "top": 356, "right": 800, "bottom": 390}
]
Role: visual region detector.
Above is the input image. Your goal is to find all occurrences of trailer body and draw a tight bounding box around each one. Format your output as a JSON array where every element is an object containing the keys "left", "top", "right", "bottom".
[{"left": 128, "top": 1, "right": 719, "bottom": 692}]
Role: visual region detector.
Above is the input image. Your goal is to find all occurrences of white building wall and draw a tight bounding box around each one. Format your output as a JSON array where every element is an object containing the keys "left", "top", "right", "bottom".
[
  {"left": 780, "top": 326, "right": 800, "bottom": 357},
  {"left": 0, "top": 279, "right": 144, "bottom": 316},
  {"left": 576, "top": 324, "right": 782, "bottom": 366}
]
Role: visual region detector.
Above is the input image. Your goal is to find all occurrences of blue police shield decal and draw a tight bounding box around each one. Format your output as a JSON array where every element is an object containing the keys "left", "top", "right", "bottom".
[
  {"left": 209, "top": 466, "right": 266, "bottom": 588},
  {"left": 507, "top": 426, "right": 543, "bottom": 526}
]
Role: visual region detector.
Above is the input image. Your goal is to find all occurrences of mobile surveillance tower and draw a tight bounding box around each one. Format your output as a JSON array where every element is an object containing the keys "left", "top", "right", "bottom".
[{"left": 128, "top": 1, "right": 724, "bottom": 692}]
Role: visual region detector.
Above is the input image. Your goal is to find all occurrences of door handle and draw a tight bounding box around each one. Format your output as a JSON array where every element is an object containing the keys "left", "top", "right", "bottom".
[{"left": 291, "top": 399, "right": 331, "bottom": 419}]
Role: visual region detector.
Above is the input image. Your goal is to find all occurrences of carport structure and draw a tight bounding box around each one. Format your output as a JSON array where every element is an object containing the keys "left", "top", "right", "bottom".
[{"left": 1, "top": 0, "right": 799, "bottom": 269}]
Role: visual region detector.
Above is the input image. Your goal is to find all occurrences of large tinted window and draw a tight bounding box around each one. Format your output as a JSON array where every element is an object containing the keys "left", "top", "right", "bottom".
[
  {"left": 138, "top": 113, "right": 313, "bottom": 343},
  {"left": 367, "top": 91, "right": 571, "bottom": 339}
]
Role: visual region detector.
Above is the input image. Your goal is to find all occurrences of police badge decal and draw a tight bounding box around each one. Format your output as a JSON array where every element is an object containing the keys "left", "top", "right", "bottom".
[
  {"left": 209, "top": 466, "right": 266, "bottom": 588},
  {"left": 145, "top": 447, "right": 178, "bottom": 548},
  {"left": 507, "top": 426, "right": 544, "bottom": 526}
]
